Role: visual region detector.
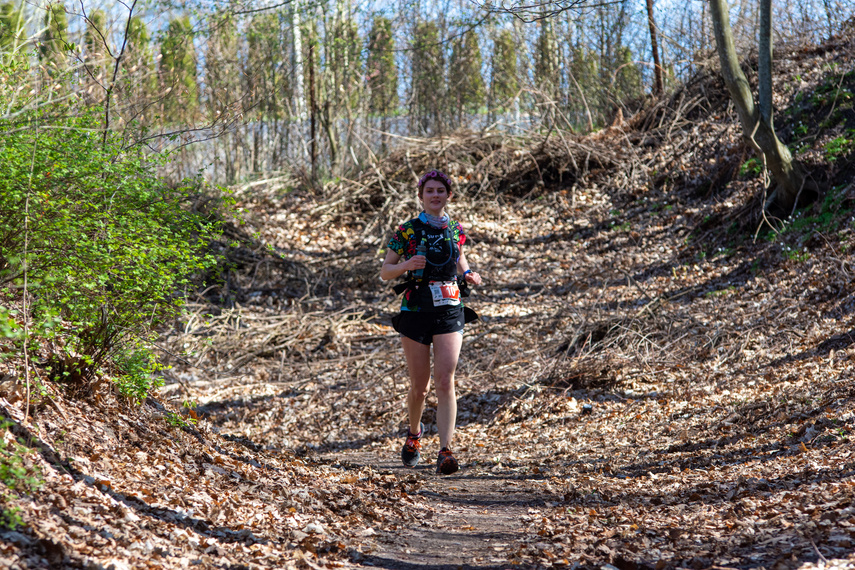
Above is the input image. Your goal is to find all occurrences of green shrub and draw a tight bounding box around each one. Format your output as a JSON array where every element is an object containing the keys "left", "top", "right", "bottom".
[
  {"left": 824, "top": 135, "right": 854, "bottom": 162},
  {"left": 782, "top": 184, "right": 851, "bottom": 236},
  {"left": 739, "top": 158, "right": 763, "bottom": 177},
  {"left": 0, "top": 306, "right": 22, "bottom": 342},
  {"left": 0, "top": 422, "right": 42, "bottom": 529},
  {"left": 782, "top": 247, "right": 810, "bottom": 263},
  {"left": 112, "top": 345, "right": 165, "bottom": 400},
  {"left": 0, "top": 61, "right": 225, "bottom": 398}
]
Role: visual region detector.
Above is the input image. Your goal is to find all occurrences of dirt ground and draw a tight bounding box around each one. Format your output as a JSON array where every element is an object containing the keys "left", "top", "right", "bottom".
[
  {"left": 188, "top": 175, "right": 855, "bottom": 570},
  {"left": 2, "top": 33, "right": 855, "bottom": 570}
]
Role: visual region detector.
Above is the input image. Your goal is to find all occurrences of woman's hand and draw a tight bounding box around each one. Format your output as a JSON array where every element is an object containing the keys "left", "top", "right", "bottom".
[
  {"left": 464, "top": 270, "right": 482, "bottom": 286},
  {"left": 407, "top": 255, "right": 426, "bottom": 272},
  {"left": 381, "top": 250, "right": 428, "bottom": 281}
]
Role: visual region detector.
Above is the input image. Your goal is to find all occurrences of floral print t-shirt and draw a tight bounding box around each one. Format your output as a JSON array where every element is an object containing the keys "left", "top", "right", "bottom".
[{"left": 387, "top": 213, "right": 466, "bottom": 312}]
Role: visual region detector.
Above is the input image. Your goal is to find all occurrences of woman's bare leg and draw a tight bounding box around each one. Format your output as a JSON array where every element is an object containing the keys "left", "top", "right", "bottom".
[
  {"left": 432, "top": 332, "right": 463, "bottom": 449},
  {"left": 402, "top": 336, "right": 432, "bottom": 435}
]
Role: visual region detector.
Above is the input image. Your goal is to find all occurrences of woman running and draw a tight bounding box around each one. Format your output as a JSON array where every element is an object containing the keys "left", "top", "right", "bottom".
[{"left": 380, "top": 169, "right": 482, "bottom": 474}]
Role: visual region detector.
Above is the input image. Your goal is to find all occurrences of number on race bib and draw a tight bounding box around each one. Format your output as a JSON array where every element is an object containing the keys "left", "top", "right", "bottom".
[{"left": 429, "top": 281, "right": 461, "bottom": 307}]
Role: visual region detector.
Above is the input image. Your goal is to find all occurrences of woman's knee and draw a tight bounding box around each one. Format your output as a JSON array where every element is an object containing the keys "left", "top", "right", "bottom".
[
  {"left": 434, "top": 374, "right": 455, "bottom": 395},
  {"left": 409, "top": 382, "right": 430, "bottom": 401}
]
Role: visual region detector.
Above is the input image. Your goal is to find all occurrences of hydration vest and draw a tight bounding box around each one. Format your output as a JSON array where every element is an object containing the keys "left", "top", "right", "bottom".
[
  {"left": 408, "top": 218, "right": 459, "bottom": 283},
  {"left": 390, "top": 217, "right": 479, "bottom": 322}
]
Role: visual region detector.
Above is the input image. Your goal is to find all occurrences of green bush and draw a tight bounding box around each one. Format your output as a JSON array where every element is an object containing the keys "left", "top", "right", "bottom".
[
  {"left": 739, "top": 157, "right": 763, "bottom": 177},
  {"left": 0, "top": 306, "right": 22, "bottom": 342},
  {"left": 824, "top": 135, "right": 854, "bottom": 162},
  {"left": 112, "top": 345, "right": 164, "bottom": 401},
  {"left": 0, "top": 422, "right": 42, "bottom": 529},
  {"left": 0, "top": 61, "right": 224, "bottom": 398}
]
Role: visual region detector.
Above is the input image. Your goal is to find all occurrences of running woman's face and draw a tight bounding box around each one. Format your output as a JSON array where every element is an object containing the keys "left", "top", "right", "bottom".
[{"left": 419, "top": 180, "right": 451, "bottom": 216}]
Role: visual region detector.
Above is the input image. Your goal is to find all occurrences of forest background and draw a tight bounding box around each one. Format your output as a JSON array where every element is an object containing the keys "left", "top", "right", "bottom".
[
  {"left": 1, "top": 0, "right": 855, "bottom": 568},
  {"left": 0, "top": 0, "right": 849, "bottom": 185}
]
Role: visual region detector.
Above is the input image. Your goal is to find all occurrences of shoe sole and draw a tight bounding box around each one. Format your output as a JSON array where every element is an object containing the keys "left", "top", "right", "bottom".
[
  {"left": 401, "top": 422, "right": 424, "bottom": 467},
  {"left": 437, "top": 459, "right": 459, "bottom": 475}
]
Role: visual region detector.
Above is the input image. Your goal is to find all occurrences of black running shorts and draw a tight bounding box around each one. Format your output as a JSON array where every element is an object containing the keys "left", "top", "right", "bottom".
[{"left": 392, "top": 306, "right": 465, "bottom": 345}]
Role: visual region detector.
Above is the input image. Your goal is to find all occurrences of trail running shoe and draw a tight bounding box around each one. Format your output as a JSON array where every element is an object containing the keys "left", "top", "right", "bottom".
[
  {"left": 436, "top": 447, "right": 459, "bottom": 475},
  {"left": 401, "top": 422, "right": 424, "bottom": 467}
]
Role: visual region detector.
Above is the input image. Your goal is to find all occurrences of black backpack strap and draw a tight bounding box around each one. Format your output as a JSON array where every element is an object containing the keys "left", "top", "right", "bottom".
[
  {"left": 456, "top": 274, "right": 471, "bottom": 297},
  {"left": 392, "top": 280, "right": 414, "bottom": 295}
]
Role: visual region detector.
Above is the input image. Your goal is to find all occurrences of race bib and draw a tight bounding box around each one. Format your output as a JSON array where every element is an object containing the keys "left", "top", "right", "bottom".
[{"left": 429, "top": 281, "right": 461, "bottom": 307}]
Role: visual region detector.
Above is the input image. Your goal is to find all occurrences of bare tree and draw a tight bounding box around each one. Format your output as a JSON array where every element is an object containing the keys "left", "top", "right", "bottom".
[
  {"left": 709, "top": 0, "right": 809, "bottom": 214},
  {"left": 645, "top": 0, "right": 663, "bottom": 95},
  {"left": 291, "top": 0, "right": 306, "bottom": 121},
  {"left": 366, "top": 14, "right": 398, "bottom": 149}
]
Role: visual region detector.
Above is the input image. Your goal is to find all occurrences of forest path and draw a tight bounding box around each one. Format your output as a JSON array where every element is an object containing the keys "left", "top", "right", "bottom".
[{"left": 319, "top": 449, "right": 541, "bottom": 570}]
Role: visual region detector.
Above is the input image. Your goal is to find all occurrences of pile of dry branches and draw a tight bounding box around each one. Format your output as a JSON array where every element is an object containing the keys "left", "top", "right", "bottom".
[{"left": 323, "top": 128, "right": 637, "bottom": 215}]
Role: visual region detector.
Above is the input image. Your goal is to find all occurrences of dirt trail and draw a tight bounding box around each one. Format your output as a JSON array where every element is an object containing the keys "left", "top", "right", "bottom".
[
  {"left": 324, "top": 450, "right": 534, "bottom": 570},
  {"left": 184, "top": 155, "right": 855, "bottom": 569}
]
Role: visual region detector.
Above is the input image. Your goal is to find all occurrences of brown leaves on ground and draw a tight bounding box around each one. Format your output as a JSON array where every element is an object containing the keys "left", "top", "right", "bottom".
[{"left": 2, "top": 33, "right": 855, "bottom": 570}]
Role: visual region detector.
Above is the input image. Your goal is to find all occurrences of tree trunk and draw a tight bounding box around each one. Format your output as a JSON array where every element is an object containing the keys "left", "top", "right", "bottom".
[
  {"left": 709, "top": 0, "right": 807, "bottom": 214},
  {"left": 291, "top": 0, "right": 305, "bottom": 120},
  {"left": 322, "top": 99, "right": 337, "bottom": 168},
  {"left": 512, "top": 18, "right": 526, "bottom": 132},
  {"left": 758, "top": 0, "right": 773, "bottom": 128},
  {"left": 645, "top": 0, "right": 664, "bottom": 95},
  {"left": 308, "top": 40, "right": 317, "bottom": 183},
  {"left": 253, "top": 123, "right": 260, "bottom": 174},
  {"left": 568, "top": 68, "right": 593, "bottom": 132},
  {"left": 322, "top": 3, "right": 339, "bottom": 172}
]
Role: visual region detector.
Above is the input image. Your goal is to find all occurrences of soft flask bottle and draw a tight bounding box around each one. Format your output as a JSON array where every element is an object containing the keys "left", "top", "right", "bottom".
[{"left": 413, "top": 238, "right": 427, "bottom": 278}]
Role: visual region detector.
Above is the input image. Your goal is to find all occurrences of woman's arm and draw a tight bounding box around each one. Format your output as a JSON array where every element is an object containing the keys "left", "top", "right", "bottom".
[
  {"left": 381, "top": 249, "right": 426, "bottom": 281},
  {"left": 457, "top": 248, "right": 482, "bottom": 286}
]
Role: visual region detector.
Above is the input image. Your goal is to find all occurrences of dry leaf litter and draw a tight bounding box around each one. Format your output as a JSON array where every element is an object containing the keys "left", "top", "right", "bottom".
[{"left": 1, "top": 33, "right": 855, "bottom": 570}]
